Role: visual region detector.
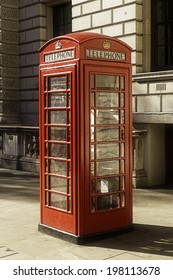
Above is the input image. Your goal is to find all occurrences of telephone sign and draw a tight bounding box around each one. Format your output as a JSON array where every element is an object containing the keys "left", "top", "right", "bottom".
[
  {"left": 39, "top": 32, "right": 133, "bottom": 243},
  {"left": 86, "top": 49, "right": 126, "bottom": 61}
]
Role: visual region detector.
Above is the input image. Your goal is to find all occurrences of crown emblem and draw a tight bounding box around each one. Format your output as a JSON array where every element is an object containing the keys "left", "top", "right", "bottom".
[
  {"left": 103, "top": 40, "right": 111, "bottom": 49},
  {"left": 55, "top": 41, "right": 62, "bottom": 50}
]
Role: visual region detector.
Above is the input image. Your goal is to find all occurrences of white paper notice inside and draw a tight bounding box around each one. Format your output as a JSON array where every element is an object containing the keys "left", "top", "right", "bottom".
[{"left": 101, "top": 180, "right": 109, "bottom": 193}]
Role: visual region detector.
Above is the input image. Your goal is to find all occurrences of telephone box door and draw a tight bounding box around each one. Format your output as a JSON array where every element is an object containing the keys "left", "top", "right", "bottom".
[
  {"left": 40, "top": 66, "right": 77, "bottom": 234},
  {"left": 83, "top": 64, "right": 132, "bottom": 235}
]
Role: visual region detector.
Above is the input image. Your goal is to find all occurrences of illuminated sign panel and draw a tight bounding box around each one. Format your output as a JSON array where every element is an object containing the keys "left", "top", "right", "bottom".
[
  {"left": 44, "top": 49, "right": 75, "bottom": 62},
  {"left": 86, "top": 49, "right": 126, "bottom": 61}
]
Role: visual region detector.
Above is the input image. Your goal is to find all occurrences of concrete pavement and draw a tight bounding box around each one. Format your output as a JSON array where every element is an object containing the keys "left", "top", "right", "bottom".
[{"left": 0, "top": 167, "right": 173, "bottom": 260}]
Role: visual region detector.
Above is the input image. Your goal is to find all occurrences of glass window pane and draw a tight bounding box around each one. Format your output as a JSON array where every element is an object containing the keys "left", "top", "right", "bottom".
[
  {"left": 50, "top": 193, "right": 67, "bottom": 210},
  {"left": 96, "top": 177, "right": 120, "bottom": 193},
  {"left": 49, "top": 176, "right": 67, "bottom": 193},
  {"left": 121, "top": 93, "right": 125, "bottom": 107},
  {"left": 49, "top": 76, "right": 66, "bottom": 90},
  {"left": 96, "top": 109, "right": 119, "bottom": 124},
  {"left": 96, "top": 160, "right": 119, "bottom": 176},
  {"left": 91, "top": 126, "right": 95, "bottom": 141},
  {"left": 53, "top": 5, "right": 64, "bottom": 25},
  {"left": 121, "top": 76, "right": 125, "bottom": 90},
  {"left": 91, "top": 92, "right": 94, "bottom": 107},
  {"left": 48, "top": 127, "right": 67, "bottom": 141},
  {"left": 169, "top": 46, "right": 173, "bottom": 65},
  {"left": 121, "top": 110, "right": 125, "bottom": 124},
  {"left": 121, "top": 176, "right": 125, "bottom": 190},
  {"left": 49, "top": 160, "right": 68, "bottom": 176},
  {"left": 157, "top": 25, "right": 165, "bottom": 45},
  {"left": 65, "top": 6, "right": 71, "bottom": 24},
  {"left": 156, "top": 1, "right": 165, "bottom": 22},
  {"left": 121, "top": 192, "right": 126, "bottom": 207},
  {"left": 97, "top": 194, "right": 119, "bottom": 211},
  {"left": 169, "top": 25, "right": 173, "bottom": 45},
  {"left": 49, "top": 143, "right": 67, "bottom": 158},
  {"left": 168, "top": 0, "right": 173, "bottom": 20},
  {"left": 91, "top": 162, "right": 95, "bottom": 176},
  {"left": 120, "top": 127, "right": 125, "bottom": 141},
  {"left": 45, "top": 159, "right": 49, "bottom": 173},
  {"left": 121, "top": 160, "right": 125, "bottom": 173},
  {"left": 157, "top": 46, "right": 165, "bottom": 68},
  {"left": 45, "top": 142, "right": 48, "bottom": 156},
  {"left": 152, "top": 0, "right": 173, "bottom": 69},
  {"left": 67, "top": 74, "right": 71, "bottom": 89},
  {"left": 121, "top": 143, "right": 125, "bottom": 157},
  {"left": 96, "top": 143, "right": 120, "bottom": 159},
  {"left": 48, "top": 110, "right": 70, "bottom": 124},
  {"left": 96, "top": 74, "right": 119, "bottom": 90},
  {"left": 96, "top": 92, "right": 119, "bottom": 107},
  {"left": 67, "top": 92, "right": 71, "bottom": 107},
  {"left": 91, "top": 109, "right": 94, "bottom": 125},
  {"left": 49, "top": 92, "right": 66, "bottom": 107},
  {"left": 96, "top": 126, "right": 119, "bottom": 141},
  {"left": 53, "top": 3, "right": 72, "bottom": 37},
  {"left": 91, "top": 144, "right": 95, "bottom": 160},
  {"left": 91, "top": 196, "right": 96, "bottom": 212},
  {"left": 45, "top": 191, "right": 49, "bottom": 205}
]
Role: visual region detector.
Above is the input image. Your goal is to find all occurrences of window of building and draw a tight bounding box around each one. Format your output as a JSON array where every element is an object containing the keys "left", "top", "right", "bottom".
[
  {"left": 151, "top": 0, "right": 173, "bottom": 71},
  {"left": 53, "top": 2, "right": 72, "bottom": 37}
]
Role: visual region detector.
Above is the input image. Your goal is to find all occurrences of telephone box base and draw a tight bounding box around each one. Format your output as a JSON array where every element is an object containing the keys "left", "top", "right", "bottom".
[{"left": 38, "top": 223, "right": 134, "bottom": 245}]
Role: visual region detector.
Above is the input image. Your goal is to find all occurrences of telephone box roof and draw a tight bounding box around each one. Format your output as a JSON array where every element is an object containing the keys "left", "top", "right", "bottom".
[{"left": 39, "top": 32, "right": 132, "bottom": 52}]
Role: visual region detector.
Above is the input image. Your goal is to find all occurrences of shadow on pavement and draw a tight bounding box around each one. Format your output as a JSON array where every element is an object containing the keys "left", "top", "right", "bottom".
[
  {"left": 0, "top": 169, "right": 39, "bottom": 201},
  {"left": 87, "top": 223, "right": 173, "bottom": 258}
]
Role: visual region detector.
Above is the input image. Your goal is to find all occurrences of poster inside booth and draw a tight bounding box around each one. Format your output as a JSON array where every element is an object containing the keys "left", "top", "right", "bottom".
[{"left": 39, "top": 32, "right": 132, "bottom": 243}]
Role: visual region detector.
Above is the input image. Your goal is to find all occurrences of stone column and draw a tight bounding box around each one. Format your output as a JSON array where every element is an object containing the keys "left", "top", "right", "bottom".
[
  {"left": 132, "top": 128, "right": 148, "bottom": 188},
  {"left": 0, "top": 0, "right": 20, "bottom": 124}
]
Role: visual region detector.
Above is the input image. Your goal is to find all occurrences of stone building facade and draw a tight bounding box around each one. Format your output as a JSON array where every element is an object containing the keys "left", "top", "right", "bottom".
[{"left": 0, "top": 0, "right": 173, "bottom": 188}]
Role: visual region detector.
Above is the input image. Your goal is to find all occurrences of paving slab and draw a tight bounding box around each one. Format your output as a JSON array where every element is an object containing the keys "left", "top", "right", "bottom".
[{"left": 0, "top": 168, "right": 173, "bottom": 260}]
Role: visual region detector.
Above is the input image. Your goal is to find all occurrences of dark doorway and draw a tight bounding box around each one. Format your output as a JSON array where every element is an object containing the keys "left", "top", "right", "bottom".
[{"left": 165, "top": 124, "right": 173, "bottom": 185}]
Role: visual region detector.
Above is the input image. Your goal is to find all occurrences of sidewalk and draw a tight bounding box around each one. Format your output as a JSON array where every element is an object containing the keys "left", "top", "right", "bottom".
[{"left": 0, "top": 168, "right": 173, "bottom": 260}]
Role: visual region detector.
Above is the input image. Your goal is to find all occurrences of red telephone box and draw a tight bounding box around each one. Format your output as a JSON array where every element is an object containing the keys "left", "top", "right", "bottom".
[{"left": 38, "top": 32, "right": 133, "bottom": 243}]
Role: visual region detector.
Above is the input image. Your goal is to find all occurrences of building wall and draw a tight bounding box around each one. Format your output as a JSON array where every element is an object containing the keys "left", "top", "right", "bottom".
[
  {"left": 18, "top": 0, "right": 173, "bottom": 127},
  {"left": 71, "top": 0, "right": 173, "bottom": 187},
  {"left": 0, "top": 0, "right": 172, "bottom": 187},
  {"left": 0, "top": 0, "right": 20, "bottom": 124},
  {"left": 0, "top": 0, "right": 47, "bottom": 170},
  {"left": 19, "top": 0, "right": 47, "bottom": 126},
  {"left": 18, "top": 0, "right": 145, "bottom": 126},
  {"left": 72, "top": 0, "right": 143, "bottom": 74},
  {"left": 133, "top": 71, "right": 173, "bottom": 124}
]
